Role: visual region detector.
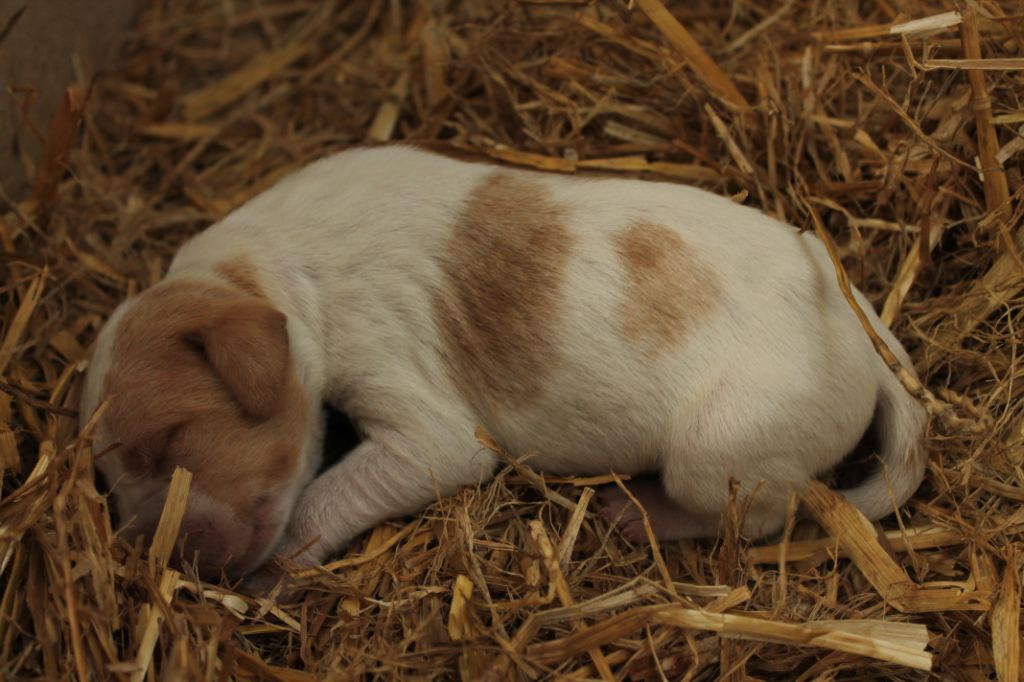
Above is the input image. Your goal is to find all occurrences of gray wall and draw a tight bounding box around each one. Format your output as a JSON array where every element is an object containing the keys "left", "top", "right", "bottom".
[{"left": 1, "top": 0, "right": 141, "bottom": 201}]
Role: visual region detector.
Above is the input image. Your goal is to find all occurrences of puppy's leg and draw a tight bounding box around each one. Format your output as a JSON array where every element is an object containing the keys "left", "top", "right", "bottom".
[
  {"left": 255, "top": 431, "right": 492, "bottom": 585},
  {"left": 600, "top": 380, "right": 851, "bottom": 543},
  {"left": 654, "top": 383, "right": 856, "bottom": 541},
  {"left": 598, "top": 459, "right": 791, "bottom": 544}
]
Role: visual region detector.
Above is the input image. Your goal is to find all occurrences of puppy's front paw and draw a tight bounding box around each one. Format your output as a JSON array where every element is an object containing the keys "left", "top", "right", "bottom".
[
  {"left": 242, "top": 564, "right": 287, "bottom": 595},
  {"left": 242, "top": 537, "right": 327, "bottom": 602},
  {"left": 242, "top": 557, "right": 313, "bottom": 603}
]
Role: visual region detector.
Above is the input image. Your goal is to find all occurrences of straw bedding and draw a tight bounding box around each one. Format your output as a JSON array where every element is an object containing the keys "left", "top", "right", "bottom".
[{"left": 1, "top": 0, "right": 1022, "bottom": 679}]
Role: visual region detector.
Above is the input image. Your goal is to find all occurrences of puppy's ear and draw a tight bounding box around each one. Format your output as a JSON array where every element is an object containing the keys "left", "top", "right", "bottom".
[{"left": 188, "top": 299, "right": 290, "bottom": 420}]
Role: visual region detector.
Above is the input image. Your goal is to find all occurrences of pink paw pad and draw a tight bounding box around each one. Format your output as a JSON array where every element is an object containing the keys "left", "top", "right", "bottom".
[{"left": 596, "top": 477, "right": 716, "bottom": 542}]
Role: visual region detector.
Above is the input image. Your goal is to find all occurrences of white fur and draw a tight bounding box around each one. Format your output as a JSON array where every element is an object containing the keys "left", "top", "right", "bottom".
[{"left": 82, "top": 146, "right": 927, "bottom": 573}]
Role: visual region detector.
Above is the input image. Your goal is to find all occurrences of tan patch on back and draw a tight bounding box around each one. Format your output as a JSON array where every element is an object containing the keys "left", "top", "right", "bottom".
[
  {"left": 433, "top": 172, "right": 574, "bottom": 411},
  {"left": 215, "top": 258, "right": 265, "bottom": 298},
  {"left": 613, "top": 220, "right": 720, "bottom": 356}
]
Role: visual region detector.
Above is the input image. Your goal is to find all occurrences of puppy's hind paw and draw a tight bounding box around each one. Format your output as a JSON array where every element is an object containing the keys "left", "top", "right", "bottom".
[
  {"left": 597, "top": 485, "right": 653, "bottom": 543},
  {"left": 596, "top": 476, "right": 717, "bottom": 543}
]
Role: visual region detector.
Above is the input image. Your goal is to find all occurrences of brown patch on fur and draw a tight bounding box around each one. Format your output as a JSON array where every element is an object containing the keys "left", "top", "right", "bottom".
[
  {"left": 102, "top": 280, "right": 307, "bottom": 510},
  {"left": 613, "top": 220, "right": 720, "bottom": 356},
  {"left": 433, "top": 172, "right": 574, "bottom": 411},
  {"left": 215, "top": 258, "right": 265, "bottom": 298}
]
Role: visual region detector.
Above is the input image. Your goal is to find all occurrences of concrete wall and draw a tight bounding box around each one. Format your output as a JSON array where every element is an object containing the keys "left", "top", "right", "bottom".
[{"left": 1, "top": 0, "right": 142, "bottom": 200}]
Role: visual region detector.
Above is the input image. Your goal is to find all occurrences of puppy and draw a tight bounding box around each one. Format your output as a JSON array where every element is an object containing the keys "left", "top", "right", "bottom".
[{"left": 79, "top": 145, "right": 927, "bottom": 581}]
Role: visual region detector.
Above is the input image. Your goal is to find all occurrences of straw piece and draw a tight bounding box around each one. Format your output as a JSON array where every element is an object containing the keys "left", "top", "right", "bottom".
[
  {"left": 993, "top": 112, "right": 1024, "bottom": 125},
  {"left": 366, "top": 71, "right": 410, "bottom": 142},
  {"left": 724, "top": 0, "right": 795, "bottom": 53},
  {"left": 705, "top": 585, "right": 751, "bottom": 613},
  {"left": 135, "top": 122, "right": 220, "bottom": 141},
  {"left": 447, "top": 574, "right": 474, "bottom": 641},
  {"left": 30, "top": 87, "right": 88, "bottom": 213},
  {"left": 420, "top": 19, "right": 449, "bottom": 108},
  {"left": 0, "top": 393, "right": 16, "bottom": 471},
  {"left": 880, "top": 200, "right": 949, "bottom": 327},
  {"left": 807, "top": 197, "right": 912, "bottom": 233},
  {"left": 959, "top": 7, "right": 1011, "bottom": 215},
  {"left": 748, "top": 525, "right": 966, "bottom": 564},
  {"left": 815, "top": 10, "right": 961, "bottom": 42},
  {"left": 578, "top": 156, "right": 721, "bottom": 182},
  {"left": 180, "top": 42, "right": 309, "bottom": 121},
  {"left": 234, "top": 648, "right": 316, "bottom": 682},
  {"left": 531, "top": 584, "right": 642, "bottom": 627},
  {"left": 302, "top": 520, "right": 417, "bottom": 575},
  {"left": 602, "top": 120, "right": 670, "bottom": 147},
  {"left": 476, "top": 427, "right": 578, "bottom": 511},
  {"left": 854, "top": 73, "right": 973, "bottom": 173},
  {"left": 132, "top": 569, "right": 179, "bottom": 682},
  {"left": 991, "top": 551, "right": 1020, "bottom": 682},
  {"left": 633, "top": 0, "right": 747, "bottom": 109},
  {"left": 0, "top": 267, "right": 46, "bottom": 376},
  {"left": 804, "top": 619, "right": 930, "bottom": 652},
  {"left": 970, "top": 474, "right": 1024, "bottom": 504},
  {"left": 479, "top": 146, "right": 577, "bottom": 172},
  {"left": 171, "top": 577, "right": 249, "bottom": 619},
  {"left": 609, "top": 475, "right": 682, "bottom": 603},
  {"left": 890, "top": 11, "right": 962, "bottom": 34},
  {"left": 705, "top": 104, "right": 755, "bottom": 176},
  {"left": 48, "top": 329, "right": 87, "bottom": 363},
  {"left": 996, "top": 130, "right": 1024, "bottom": 165},
  {"left": 931, "top": 227, "right": 1024, "bottom": 348},
  {"left": 801, "top": 482, "right": 992, "bottom": 613},
  {"left": 527, "top": 603, "right": 931, "bottom": 670},
  {"left": 800, "top": 482, "right": 915, "bottom": 609},
  {"left": 556, "top": 487, "right": 593, "bottom": 569},
  {"left": 528, "top": 520, "right": 614, "bottom": 680},
  {"left": 465, "top": 145, "right": 723, "bottom": 182},
  {"left": 575, "top": 13, "right": 666, "bottom": 62},
  {"left": 655, "top": 610, "right": 931, "bottom": 671},
  {"left": 923, "top": 58, "right": 1024, "bottom": 70},
  {"left": 148, "top": 467, "right": 193, "bottom": 572},
  {"left": 64, "top": 238, "right": 128, "bottom": 285},
  {"left": 298, "top": 1, "right": 382, "bottom": 85},
  {"left": 814, "top": 22, "right": 901, "bottom": 42}
]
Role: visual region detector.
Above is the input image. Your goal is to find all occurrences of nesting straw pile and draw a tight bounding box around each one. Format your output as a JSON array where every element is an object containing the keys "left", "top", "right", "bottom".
[{"left": 2, "top": 0, "right": 1022, "bottom": 678}]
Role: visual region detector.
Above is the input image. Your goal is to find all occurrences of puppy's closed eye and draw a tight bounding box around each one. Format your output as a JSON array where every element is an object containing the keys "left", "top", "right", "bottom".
[
  {"left": 250, "top": 493, "right": 274, "bottom": 513},
  {"left": 135, "top": 424, "right": 183, "bottom": 476},
  {"left": 181, "top": 333, "right": 209, "bottom": 363}
]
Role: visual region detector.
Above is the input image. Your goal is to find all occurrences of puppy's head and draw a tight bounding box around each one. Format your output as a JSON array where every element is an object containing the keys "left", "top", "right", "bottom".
[{"left": 80, "top": 279, "right": 312, "bottom": 579}]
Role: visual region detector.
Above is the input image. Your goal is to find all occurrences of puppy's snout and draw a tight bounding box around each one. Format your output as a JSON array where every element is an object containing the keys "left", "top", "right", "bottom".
[
  {"left": 124, "top": 489, "right": 263, "bottom": 580},
  {"left": 179, "top": 515, "right": 233, "bottom": 580}
]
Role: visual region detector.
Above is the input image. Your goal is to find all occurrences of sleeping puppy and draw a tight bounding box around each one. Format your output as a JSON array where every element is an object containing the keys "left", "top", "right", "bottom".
[{"left": 79, "top": 145, "right": 927, "bottom": 582}]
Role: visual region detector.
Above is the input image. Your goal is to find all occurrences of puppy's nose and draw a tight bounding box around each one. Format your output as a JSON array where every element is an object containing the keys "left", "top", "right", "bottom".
[{"left": 179, "top": 516, "right": 232, "bottom": 580}]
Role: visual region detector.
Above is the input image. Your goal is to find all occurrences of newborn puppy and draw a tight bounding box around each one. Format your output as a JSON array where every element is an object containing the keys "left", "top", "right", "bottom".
[{"left": 79, "top": 145, "right": 927, "bottom": 581}]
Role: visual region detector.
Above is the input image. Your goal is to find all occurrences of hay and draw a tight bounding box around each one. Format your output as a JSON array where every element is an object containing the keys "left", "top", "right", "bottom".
[{"left": 1, "top": 0, "right": 1022, "bottom": 678}]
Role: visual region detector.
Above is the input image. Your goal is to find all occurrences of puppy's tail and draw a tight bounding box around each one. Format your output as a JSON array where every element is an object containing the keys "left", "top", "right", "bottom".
[{"left": 838, "top": 374, "right": 928, "bottom": 521}]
